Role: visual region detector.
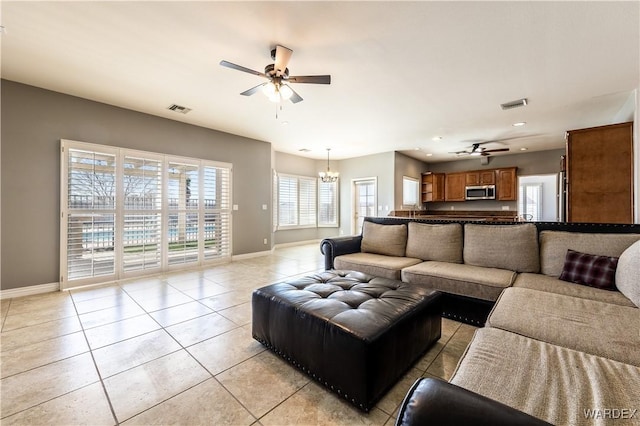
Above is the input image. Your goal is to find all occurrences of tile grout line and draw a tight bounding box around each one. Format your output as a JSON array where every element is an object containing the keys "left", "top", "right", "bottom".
[
  {"left": 68, "top": 290, "right": 120, "bottom": 426},
  {"left": 117, "top": 279, "right": 261, "bottom": 424}
]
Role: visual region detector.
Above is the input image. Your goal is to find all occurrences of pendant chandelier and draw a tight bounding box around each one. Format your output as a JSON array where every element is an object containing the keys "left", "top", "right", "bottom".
[{"left": 319, "top": 148, "right": 339, "bottom": 183}]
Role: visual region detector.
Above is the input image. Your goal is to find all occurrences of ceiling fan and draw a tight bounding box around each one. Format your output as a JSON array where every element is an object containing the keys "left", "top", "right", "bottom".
[
  {"left": 220, "top": 45, "right": 331, "bottom": 104},
  {"left": 451, "top": 142, "right": 510, "bottom": 157}
]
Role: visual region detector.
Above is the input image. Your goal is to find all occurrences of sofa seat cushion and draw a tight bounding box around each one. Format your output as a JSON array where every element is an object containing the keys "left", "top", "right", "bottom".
[
  {"left": 401, "top": 261, "right": 516, "bottom": 302},
  {"left": 487, "top": 287, "right": 640, "bottom": 366},
  {"left": 450, "top": 328, "right": 640, "bottom": 426},
  {"left": 539, "top": 230, "right": 640, "bottom": 277},
  {"left": 513, "top": 273, "right": 635, "bottom": 307},
  {"left": 334, "top": 253, "right": 421, "bottom": 281}
]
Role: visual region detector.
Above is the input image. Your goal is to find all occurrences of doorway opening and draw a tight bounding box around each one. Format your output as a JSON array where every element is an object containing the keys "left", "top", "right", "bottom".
[
  {"left": 351, "top": 178, "right": 377, "bottom": 234},
  {"left": 518, "top": 174, "right": 559, "bottom": 222}
]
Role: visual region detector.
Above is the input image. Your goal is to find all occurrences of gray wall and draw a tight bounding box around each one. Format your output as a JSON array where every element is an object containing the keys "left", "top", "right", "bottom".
[
  {"left": 425, "top": 149, "right": 565, "bottom": 211},
  {"left": 338, "top": 152, "right": 395, "bottom": 236},
  {"left": 273, "top": 151, "right": 340, "bottom": 245},
  {"left": 394, "top": 152, "right": 428, "bottom": 210},
  {"left": 1, "top": 80, "right": 273, "bottom": 290}
]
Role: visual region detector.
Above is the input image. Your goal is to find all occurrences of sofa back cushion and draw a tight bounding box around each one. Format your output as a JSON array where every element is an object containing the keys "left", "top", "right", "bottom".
[
  {"left": 614, "top": 240, "right": 640, "bottom": 308},
  {"left": 539, "top": 231, "right": 640, "bottom": 277},
  {"left": 464, "top": 223, "right": 540, "bottom": 272},
  {"left": 361, "top": 221, "right": 407, "bottom": 257},
  {"left": 406, "top": 222, "right": 463, "bottom": 263}
]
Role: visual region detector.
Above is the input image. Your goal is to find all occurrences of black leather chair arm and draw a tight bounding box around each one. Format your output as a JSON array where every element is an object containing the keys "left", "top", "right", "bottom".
[
  {"left": 396, "top": 378, "right": 552, "bottom": 426},
  {"left": 320, "top": 235, "right": 363, "bottom": 270}
]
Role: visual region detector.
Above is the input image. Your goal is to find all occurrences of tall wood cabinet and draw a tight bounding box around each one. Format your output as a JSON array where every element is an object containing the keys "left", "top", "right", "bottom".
[
  {"left": 445, "top": 172, "right": 466, "bottom": 201},
  {"left": 566, "top": 122, "right": 633, "bottom": 223},
  {"left": 496, "top": 168, "right": 517, "bottom": 201}
]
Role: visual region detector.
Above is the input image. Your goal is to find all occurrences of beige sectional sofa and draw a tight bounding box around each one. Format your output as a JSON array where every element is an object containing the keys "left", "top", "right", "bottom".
[{"left": 322, "top": 218, "right": 640, "bottom": 425}]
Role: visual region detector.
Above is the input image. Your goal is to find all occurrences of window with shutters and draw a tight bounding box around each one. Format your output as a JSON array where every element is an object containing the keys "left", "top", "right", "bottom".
[
  {"left": 61, "top": 140, "right": 232, "bottom": 288},
  {"left": 273, "top": 173, "right": 338, "bottom": 230},
  {"left": 275, "top": 173, "right": 318, "bottom": 229}
]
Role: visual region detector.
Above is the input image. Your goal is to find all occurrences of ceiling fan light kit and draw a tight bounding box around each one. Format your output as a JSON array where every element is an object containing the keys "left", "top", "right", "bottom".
[{"left": 220, "top": 44, "right": 331, "bottom": 110}]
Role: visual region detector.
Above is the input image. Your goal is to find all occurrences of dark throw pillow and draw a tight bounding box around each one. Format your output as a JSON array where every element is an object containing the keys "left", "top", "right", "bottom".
[{"left": 559, "top": 249, "right": 619, "bottom": 290}]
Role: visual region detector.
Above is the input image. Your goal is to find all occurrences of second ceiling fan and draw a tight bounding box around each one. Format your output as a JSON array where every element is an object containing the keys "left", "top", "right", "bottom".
[
  {"left": 452, "top": 142, "right": 510, "bottom": 157},
  {"left": 220, "top": 45, "right": 331, "bottom": 104}
]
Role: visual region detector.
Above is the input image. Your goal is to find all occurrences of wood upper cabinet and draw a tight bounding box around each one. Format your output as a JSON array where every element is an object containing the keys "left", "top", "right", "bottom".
[
  {"left": 422, "top": 172, "right": 445, "bottom": 203},
  {"left": 496, "top": 167, "right": 517, "bottom": 201},
  {"left": 566, "top": 122, "right": 633, "bottom": 223},
  {"left": 466, "top": 170, "right": 496, "bottom": 186},
  {"left": 445, "top": 172, "right": 466, "bottom": 201}
]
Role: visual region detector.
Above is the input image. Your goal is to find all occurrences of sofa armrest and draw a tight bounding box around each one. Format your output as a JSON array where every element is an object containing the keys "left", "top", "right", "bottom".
[
  {"left": 320, "top": 235, "right": 363, "bottom": 270},
  {"left": 396, "top": 378, "right": 551, "bottom": 426}
]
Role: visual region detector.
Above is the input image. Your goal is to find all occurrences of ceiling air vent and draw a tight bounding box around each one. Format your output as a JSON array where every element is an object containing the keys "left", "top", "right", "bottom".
[
  {"left": 167, "top": 104, "right": 192, "bottom": 114},
  {"left": 500, "top": 98, "right": 528, "bottom": 110}
]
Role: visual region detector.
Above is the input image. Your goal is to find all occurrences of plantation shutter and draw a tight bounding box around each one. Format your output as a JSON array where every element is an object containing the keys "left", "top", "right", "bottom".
[
  {"left": 64, "top": 147, "right": 117, "bottom": 283},
  {"left": 318, "top": 180, "right": 339, "bottom": 227},
  {"left": 203, "top": 165, "right": 232, "bottom": 260},
  {"left": 299, "top": 177, "right": 317, "bottom": 227},
  {"left": 122, "top": 155, "right": 162, "bottom": 273},
  {"left": 167, "top": 161, "right": 200, "bottom": 266},
  {"left": 278, "top": 175, "right": 298, "bottom": 227}
]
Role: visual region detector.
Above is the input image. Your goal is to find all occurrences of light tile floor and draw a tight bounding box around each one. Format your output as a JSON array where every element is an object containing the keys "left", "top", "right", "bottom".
[{"left": 0, "top": 244, "right": 477, "bottom": 425}]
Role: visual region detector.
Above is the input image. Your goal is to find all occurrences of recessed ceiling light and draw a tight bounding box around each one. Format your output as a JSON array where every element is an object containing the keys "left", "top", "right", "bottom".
[
  {"left": 281, "top": 121, "right": 289, "bottom": 126},
  {"left": 426, "top": 153, "right": 433, "bottom": 157},
  {"left": 432, "top": 136, "right": 442, "bottom": 141},
  {"left": 414, "top": 147, "right": 421, "bottom": 151},
  {"left": 512, "top": 122, "right": 526, "bottom": 127},
  {"left": 520, "top": 147, "right": 528, "bottom": 151}
]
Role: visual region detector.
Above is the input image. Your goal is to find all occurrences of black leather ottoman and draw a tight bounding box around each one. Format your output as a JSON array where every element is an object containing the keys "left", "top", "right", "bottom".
[{"left": 252, "top": 270, "right": 442, "bottom": 411}]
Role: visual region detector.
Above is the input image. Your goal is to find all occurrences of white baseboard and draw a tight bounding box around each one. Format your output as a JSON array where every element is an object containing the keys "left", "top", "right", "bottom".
[
  {"left": 1, "top": 282, "right": 60, "bottom": 300},
  {"left": 274, "top": 239, "right": 321, "bottom": 249},
  {"left": 232, "top": 249, "right": 273, "bottom": 261}
]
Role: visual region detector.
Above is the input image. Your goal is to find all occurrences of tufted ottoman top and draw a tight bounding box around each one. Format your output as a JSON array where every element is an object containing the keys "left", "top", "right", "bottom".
[{"left": 256, "top": 270, "right": 439, "bottom": 340}]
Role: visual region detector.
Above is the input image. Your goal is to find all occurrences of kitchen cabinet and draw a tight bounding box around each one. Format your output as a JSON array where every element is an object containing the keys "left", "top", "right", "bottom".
[
  {"left": 421, "top": 172, "right": 445, "bottom": 203},
  {"left": 465, "top": 170, "right": 496, "bottom": 186},
  {"left": 566, "top": 122, "right": 633, "bottom": 223},
  {"left": 445, "top": 172, "right": 466, "bottom": 201},
  {"left": 496, "top": 168, "right": 517, "bottom": 201}
]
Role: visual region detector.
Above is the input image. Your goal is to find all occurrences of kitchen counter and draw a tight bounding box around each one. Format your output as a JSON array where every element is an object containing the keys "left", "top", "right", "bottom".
[{"left": 390, "top": 210, "right": 519, "bottom": 222}]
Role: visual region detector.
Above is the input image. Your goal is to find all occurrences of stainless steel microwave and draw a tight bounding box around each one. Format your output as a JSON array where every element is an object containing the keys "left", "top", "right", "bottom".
[{"left": 465, "top": 185, "right": 496, "bottom": 200}]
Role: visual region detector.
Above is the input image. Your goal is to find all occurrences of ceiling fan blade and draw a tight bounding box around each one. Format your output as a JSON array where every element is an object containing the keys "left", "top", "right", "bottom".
[
  {"left": 288, "top": 75, "right": 331, "bottom": 84},
  {"left": 240, "top": 83, "right": 267, "bottom": 96},
  {"left": 220, "top": 60, "right": 266, "bottom": 78},
  {"left": 274, "top": 45, "right": 293, "bottom": 76},
  {"left": 288, "top": 86, "right": 304, "bottom": 104},
  {"left": 483, "top": 148, "right": 510, "bottom": 153}
]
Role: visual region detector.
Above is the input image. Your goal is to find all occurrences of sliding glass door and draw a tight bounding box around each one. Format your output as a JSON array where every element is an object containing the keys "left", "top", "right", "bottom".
[{"left": 60, "top": 140, "right": 232, "bottom": 289}]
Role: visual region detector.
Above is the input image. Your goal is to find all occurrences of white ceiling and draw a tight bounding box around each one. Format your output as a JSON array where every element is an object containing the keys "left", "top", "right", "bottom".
[{"left": 2, "top": 1, "right": 638, "bottom": 162}]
